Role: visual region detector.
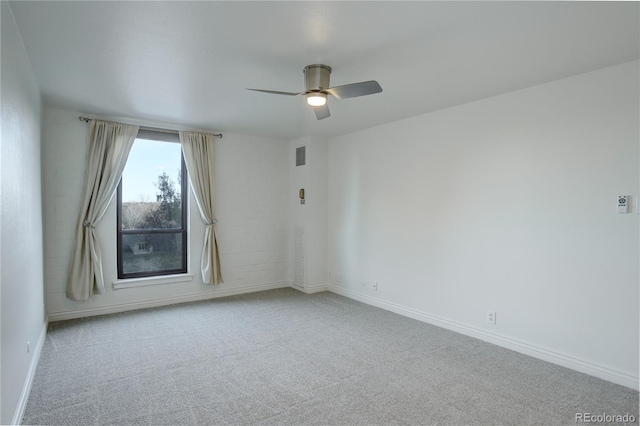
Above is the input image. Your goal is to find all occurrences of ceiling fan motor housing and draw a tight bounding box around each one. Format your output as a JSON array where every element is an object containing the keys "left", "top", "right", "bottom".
[{"left": 304, "top": 64, "right": 332, "bottom": 92}]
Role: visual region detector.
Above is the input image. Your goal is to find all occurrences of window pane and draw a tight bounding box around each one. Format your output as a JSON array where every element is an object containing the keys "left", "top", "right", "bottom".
[
  {"left": 122, "top": 233, "right": 184, "bottom": 274},
  {"left": 121, "top": 139, "right": 182, "bottom": 230},
  {"left": 117, "top": 134, "right": 187, "bottom": 280}
]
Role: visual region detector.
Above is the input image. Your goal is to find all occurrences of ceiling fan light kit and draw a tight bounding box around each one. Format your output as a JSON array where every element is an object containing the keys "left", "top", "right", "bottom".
[
  {"left": 247, "top": 64, "right": 382, "bottom": 120},
  {"left": 306, "top": 92, "right": 327, "bottom": 106}
]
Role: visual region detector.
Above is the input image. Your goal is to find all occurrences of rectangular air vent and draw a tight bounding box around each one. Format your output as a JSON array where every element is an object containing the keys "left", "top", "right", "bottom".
[{"left": 296, "top": 146, "right": 306, "bottom": 166}]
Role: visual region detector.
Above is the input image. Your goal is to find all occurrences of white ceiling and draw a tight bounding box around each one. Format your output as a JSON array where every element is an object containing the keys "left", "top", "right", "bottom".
[{"left": 9, "top": 1, "right": 639, "bottom": 140}]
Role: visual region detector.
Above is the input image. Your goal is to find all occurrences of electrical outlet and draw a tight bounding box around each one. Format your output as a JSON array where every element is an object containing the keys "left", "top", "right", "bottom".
[
  {"left": 372, "top": 282, "right": 378, "bottom": 291},
  {"left": 361, "top": 281, "right": 366, "bottom": 287},
  {"left": 487, "top": 311, "right": 496, "bottom": 325},
  {"left": 328, "top": 271, "right": 332, "bottom": 279},
  {"left": 339, "top": 274, "right": 343, "bottom": 283}
]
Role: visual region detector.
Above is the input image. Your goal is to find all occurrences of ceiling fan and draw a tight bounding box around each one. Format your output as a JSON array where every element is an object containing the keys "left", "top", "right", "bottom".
[{"left": 247, "top": 64, "right": 382, "bottom": 120}]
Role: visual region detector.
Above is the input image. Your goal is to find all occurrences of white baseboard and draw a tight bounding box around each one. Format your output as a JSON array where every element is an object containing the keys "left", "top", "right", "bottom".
[
  {"left": 13, "top": 315, "right": 49, "bottom": 425},
  {"left": 48, "top": 281, "right": 290, "bottom": 322},
  {"left": 327, "top": 285, "right": 639, "bottom": 391},
  {"left": 291, "top": 283, "right": 328, "bottom": 294}
]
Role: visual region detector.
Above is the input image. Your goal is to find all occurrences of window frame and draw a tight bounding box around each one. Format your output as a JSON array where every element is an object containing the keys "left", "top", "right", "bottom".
[{"left": 116, "top": 137, "right": 188, "bottom": 280}]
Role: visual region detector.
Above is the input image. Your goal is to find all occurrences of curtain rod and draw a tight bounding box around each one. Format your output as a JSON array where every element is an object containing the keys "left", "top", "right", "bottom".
[{"left": 78, "top": 116, "right": 222, "bottom": 139}]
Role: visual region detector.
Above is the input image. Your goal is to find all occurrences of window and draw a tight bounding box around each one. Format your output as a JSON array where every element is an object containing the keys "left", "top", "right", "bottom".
[{"left": 117, "top": 131, "right": 187, "bottom": 279}]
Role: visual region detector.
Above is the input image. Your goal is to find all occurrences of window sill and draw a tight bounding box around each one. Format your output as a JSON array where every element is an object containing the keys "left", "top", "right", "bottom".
[{"left": 113, "top": 274, "right": 194, "bottom": 290}]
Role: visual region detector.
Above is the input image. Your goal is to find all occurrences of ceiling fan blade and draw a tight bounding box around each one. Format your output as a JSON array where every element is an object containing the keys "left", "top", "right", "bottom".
[
  {"left": 313, "top": 104, "right": 330, "bottom": 120},
  {"left": 326, "top": 80, "right": 382, "bottom": 100},
  {"left": 246, "top": 88, "right": 303, "bottom": 96}
]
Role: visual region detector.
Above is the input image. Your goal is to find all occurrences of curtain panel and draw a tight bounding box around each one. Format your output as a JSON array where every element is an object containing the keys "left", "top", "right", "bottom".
[
  {"left": 67, "top": 120, "right": 139, "bottom": 301},
  {"left": 179, "top": 131, "right": 223, "bottom": 284}
]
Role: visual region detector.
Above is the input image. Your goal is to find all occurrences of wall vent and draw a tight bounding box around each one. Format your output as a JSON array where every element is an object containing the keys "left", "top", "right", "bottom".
[{"left": 296, "top": 146, "right": 306, "bottom": 166}]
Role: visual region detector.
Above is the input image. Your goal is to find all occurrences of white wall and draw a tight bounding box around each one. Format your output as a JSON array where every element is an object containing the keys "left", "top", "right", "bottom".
[
  {"left": 288, "top": 136, "right": 328, "bottom": 292},
  {"left": 43, "top": 108, "right": 289, "bottom": 319},
  {"left": 0, "top": 2, "right": 46, "bottom": 423},
  {"left": 327, "top": 61, "right": 639, "bottom": 388}
]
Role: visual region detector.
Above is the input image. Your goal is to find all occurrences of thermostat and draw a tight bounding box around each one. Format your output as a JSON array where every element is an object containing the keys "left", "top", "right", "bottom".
[{"left": 617, "top": 195, "right": 629, "bottom": 213}]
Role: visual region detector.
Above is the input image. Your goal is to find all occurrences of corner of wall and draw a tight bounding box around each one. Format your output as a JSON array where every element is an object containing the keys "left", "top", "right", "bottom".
[{"left": 287, "top": 136, "right": 329, "bottom": 290}]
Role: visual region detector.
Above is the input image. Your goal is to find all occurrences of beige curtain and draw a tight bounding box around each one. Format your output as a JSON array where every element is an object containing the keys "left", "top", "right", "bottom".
[
  {"left": 179, "top": 131, "right": 223, "bottom": 284},
  {"left": 67, "top": 120, "right": 139, "bottom": 300}
]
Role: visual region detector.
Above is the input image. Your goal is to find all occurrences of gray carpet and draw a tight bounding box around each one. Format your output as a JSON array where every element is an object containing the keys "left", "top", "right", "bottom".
[{"left": 23, "top": 288, "right": 638, "bottom": 425}]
